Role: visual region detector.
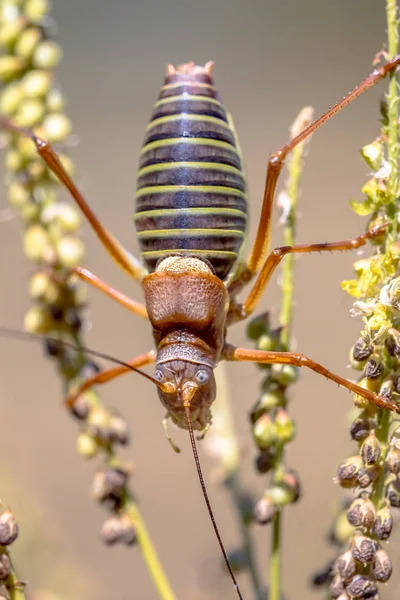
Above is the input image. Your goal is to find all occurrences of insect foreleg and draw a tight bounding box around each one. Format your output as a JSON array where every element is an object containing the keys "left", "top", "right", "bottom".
[
  {"left": 66, "top": 350, "right": 156, "bottom": 408},
  {"left": 223, "top": 345, "right": 400, "bottom": 414},
  {"left": 228, "top": 224, "right": 388, "bottom": 323},
  {"left": 0, "top": 117, "right": 146, "bottom": 282},
  {"left": 229, "top": 55, "right": 400, "bottom": 293},
  {"left": 73, "top": 267, "right": 148, "bottom": 318}
]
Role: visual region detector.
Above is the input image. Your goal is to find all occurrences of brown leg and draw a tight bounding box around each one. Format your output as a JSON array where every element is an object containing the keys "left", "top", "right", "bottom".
[
  {"left": 229, "top": 224, "right": 387, "bottom": 322},
  {"left": 229, "top": 55, "right": 400, "bottom": 292},
  {"left": 66, "top": 349, "right": 156, "bottom": 407},
  {"left": 0, "top": 117, "right": 145, "bottom": 282},
  {"left": 223, "top": 345, "right": 400, "bottom": 414},
  {"left": 73, "top": 266, "right": 148, "bottom": 318}
]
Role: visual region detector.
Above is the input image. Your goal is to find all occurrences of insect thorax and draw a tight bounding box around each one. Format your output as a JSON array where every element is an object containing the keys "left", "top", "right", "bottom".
[{"left": 134, "top": 62, "right": 248, "bottom": 282}]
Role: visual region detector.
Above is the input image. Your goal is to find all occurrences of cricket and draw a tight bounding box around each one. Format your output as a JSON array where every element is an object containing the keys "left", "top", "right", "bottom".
[{"left": 1, "top": 1, "right": 400, "bottom": 599}]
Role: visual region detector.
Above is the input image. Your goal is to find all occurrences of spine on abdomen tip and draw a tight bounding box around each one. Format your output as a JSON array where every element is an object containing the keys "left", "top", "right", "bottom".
[{"left": 134, "top": 61, "right": 248, "bottom": 281}]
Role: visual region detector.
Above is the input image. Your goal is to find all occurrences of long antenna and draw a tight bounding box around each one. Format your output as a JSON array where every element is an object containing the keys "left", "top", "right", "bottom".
[
  {"left": 0, "top": 326, "right": 160, "bottom": 387},
  {"left": 184, "top": 405, "right": 244, "bottom": 600}
]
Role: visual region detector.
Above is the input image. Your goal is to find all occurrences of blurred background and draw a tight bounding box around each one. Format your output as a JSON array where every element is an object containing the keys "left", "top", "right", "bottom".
[{"left": 0, "top": 0, "right": 399, "bottom": 598}]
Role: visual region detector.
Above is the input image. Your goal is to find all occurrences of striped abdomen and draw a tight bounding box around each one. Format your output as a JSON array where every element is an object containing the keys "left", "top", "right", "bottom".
[{"left": 134, "top": 62, "right": 248, "bottom": 281}]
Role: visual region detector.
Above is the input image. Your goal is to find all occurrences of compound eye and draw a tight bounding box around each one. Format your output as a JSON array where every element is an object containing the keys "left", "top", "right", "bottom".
[
  {"left": 195, "top": 369, "right": 209, "bottom": 385},
  {"left": 154, "top": 370, "right": 164, "bottom": 383}
]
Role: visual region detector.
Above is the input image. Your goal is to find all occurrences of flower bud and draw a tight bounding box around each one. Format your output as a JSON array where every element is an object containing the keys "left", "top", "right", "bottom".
[
  {"left": 0, "top": 510, "right": 18, "bottom": 545},
  {"left": 254, "top": 449, "right": 276, "bottom": 474},
  {"left": 372, "top": 548, "right": 392, "bottom": 582},
  {"left": 349, "top": 416, "right": 373, "bottom": 442},
  {"left": 336, "top": 549, "right": 356, "bottom": 581},
  {"left": 247, "top": 312, "right": 270, "bottom": 341},
  {"left": 360, "top": 431, "right": 381, "bottom": 466},
  {"left": 33, "top": 39, "right": 62, "bottom": 69},
  {"left": 0, "top": 554, "right": 11, "bottom": 580},
  {"left": 92, "top": 468, "right": 128, "bottom": 502},
  {"left": 387, "top": 476, "right": 400, "bottom": 507},
  {"left": 345, "top": 575, "right": 376, "bottom": 599},
  {"left": 100, "top": 516, "right": 123, "bottom": 546},
  {"left": 120, "top": 515, "right": 137, "bottom": 546},
  {"left": 274, "top": 408, "right": 296, "bottom": 444},
  {"left": 329, "top": 575, "right": 344, "bottom": 599},
  {"left": 350, "top": 533, "right": 377, "bottom": 564},
  {"left": 360, "top": 140, "right": 383, "bottom": 170},
  {"left": 363, "top": 358, "right": 384, "bottom": 380},
  {"left": 21, "top": 69, "right": 52, "bottom": 98},
  {"left": 109, "top": 414, "right": 130, "bottom": 445},
  {"left": 351, "top": 338, "right": 373, "bottom": 362},
  {"left": 76, "top": 432, "right": 98, "bottom": 459},
  {"left": 253, "top": 414, "right": 277, "bottom": 450},
  {"left": 372, "top": 505, "right": 393, "bottom": 540},
  {"left": 274, "top": 468, "right": 301, "bottom": 503},
  {"left": 336, "top": 456, "right": 363, "bottom": 488},
  {"left": 43, "top": 112, "right": 71, "bottom": 142},
  {"left": 270, "top": 363, "right": 298, "bottom": 386},
  {"left": 385, "top": 444, "right": 400, "bottom": 474},
  {"left": 25, "top": 0, "right": 50, "bottom": 22},
  {"left": 253, "top": 495, "right": 276, "bottom": 525},
  {"left": 15, "top": 27, "right": 41, "bottom": 59}
]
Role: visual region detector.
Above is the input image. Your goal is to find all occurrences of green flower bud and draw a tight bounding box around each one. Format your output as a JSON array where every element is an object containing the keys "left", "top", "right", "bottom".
[
  {"left": 15, "top": 97, "right": 45, "bottom": 127},
  {"left": 16, "top": 26, "right": 42, "bottom": 59},
  {"left": 23, "top": 223, "right": 50, "bottom": 262},
  {"left": 0, "top": 55, "right": 24, "bottom": 81},
  {"left": 33, "top": 39, "right": 62, "bottom": 69},
  {"left": 21, "top": 69, "right": 52, "bottom": 98},
  {"left": 0, "top": 81, "right": 23, "bottom": 114},
  {"left": 253, "top": 414, "right": 277, "bottom": 450},
  {"left": 274, "top": 407, "right": 296, "bottom": 443},
  {"left": 55, "top": 236, "right": 84, "bottom": 268},
  {"left": 270, "top": 363, "right": 298, "bottom": 386},
  {"left": 24, "top": 0, "right": 51, "bottom": 22},
  {"left": 360, "top": 140, "right": 383, "bottom": 170},
  {"left": 24, "top": 305, "right": 52, "bottom": 333},
  {"left": 43, "top": 112, "right": 71, "bottom": 142},
  {"left": 76, "top": 432, "right": 98, "bottom": 459},
  {"left": 8, "top": 181, "right": 29, "bottom": 207},
  {"left": 247, "top": 312, "right": 270, "bottom": 341}
]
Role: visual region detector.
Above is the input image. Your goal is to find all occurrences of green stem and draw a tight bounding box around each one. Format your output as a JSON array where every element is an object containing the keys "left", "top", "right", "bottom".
[
  {"left": 6, "top": 565, "right": 26, "bottom": 600},
  {"left": 269, "top": 107, "right": 314, "bottom": 600},
  {"left": 213, "top": 367, "right": 263, "bottom": 598},
  {"left": 386, "top": 0, "right": 400, "bottom": 212},
  {"left": 125, "top": 499, "right": 177, "bottom": 600}
]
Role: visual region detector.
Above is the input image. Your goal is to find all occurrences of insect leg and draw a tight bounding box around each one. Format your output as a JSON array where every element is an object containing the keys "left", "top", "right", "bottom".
[
  {"left": 0, "top": 117, "right": 145, "bottom": 282},
  {"left": 73, "top": 266, "right": 147, "bottom": 318},
  {"left": 223, "top": 345, "right": 400, "bottom": 414},
  {"left": 229, "top": 224, "right": 387, "bottom": 322},
  {"left": 66, "top": 349, "right": 156, "bottom": 408},
  {"left": 229, "top": 55, "right": 400, "bottom": 292}
]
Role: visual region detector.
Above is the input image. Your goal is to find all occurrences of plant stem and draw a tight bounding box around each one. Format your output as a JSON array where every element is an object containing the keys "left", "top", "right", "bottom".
[
  {"left": 125, "top": 499, "right": 177, "bottom": 600},
  {"left": 269, "top": 107, "right": 314, "bottom": 600},
  {"left": 386, "top": 0, "right": 400, "bottom": 211},
  {"left": 6, "top": 566, "right": 26, "bottom": 600}
]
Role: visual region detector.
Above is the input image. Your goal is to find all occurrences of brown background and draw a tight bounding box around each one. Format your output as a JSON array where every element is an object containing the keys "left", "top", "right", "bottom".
[{"left": 0, "top": 0, "right": 399, "bottom": 598}]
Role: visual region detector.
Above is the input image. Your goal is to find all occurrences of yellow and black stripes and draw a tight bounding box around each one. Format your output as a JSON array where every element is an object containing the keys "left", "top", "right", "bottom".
[{"left": 135, "top": 63, "right": 248, "bottom": 280}]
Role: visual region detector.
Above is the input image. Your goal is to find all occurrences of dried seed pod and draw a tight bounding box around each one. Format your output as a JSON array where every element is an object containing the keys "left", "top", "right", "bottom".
[
  {"left": 345, "top": 575, "right": 377, "bottom": 599},
  {"left": 385, "top": 444, "right": 400, "bottom": 474},
  {"left": 336, "top": 549, "right": 357, "bottom": 581},
  {"left": 0, "top": 554, "right": 11, "bottom": 580},
  {"left": 100, "top": 516, "right": 124, "bottom": 546},
  {"left": 274, "top": 468, "right": 301, "bottom": 503},
  {"left": 350, "top": 533, "right": 377, "bottom": 564},
  {"left": 386, "top": 477, "right": 400, "bottom": 507},
  {"left": 70, "top": 394, "right": 90, "bottom": 420},
  {"left": 0, "top": 510, "right": 18, "bottom": 545},
  {"left": 372, "top": 505, "right": 393, "bottom": 540},
  {"left": 253, "top": 495, "right": 276, "bottom": 525},
  {"left": 350, "top": 416, "right": 373, "bottom": 442},
  {"left": 337, "top": 456, "right": 363, "bottom": 488},
  {"left": 329, "top": 574, "right": 345, "bottom": 599},
  {"left": 254, "top": 449, "right": 276, "bottom": 474},
  {"left": 352, "top": 338, "right": 373, "bottom": 362},
  {"left": 247, "top": 312, "right": 270, "bottom": 341},
  {"left": 360, "top": 432, "right": 381, "bottom": 466},
  {"left": 109, "top": 414, "right": 130, "bottom": 445},
  {"left": 347, "top": 496, "right": 375, "bottom": 528},
  {"left": 363, "top": 358, "right": 384, "bottom": 380},
  {"left": 92, "top": 468, "right": 128, "bottom": 502},
  {"left": 120, "top": 515, "right": 137, "bottom": 546},
  {"left": 372, "top": 548, "right": 392, "bottom": 582},
  {"left": 356, "top": 464, "right": 381, "bottom": 488}
]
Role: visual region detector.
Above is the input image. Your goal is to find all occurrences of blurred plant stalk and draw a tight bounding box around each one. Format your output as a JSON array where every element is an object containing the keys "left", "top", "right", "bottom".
[{"left": 0, "top": 1, "right": 176, "bottom": 598}]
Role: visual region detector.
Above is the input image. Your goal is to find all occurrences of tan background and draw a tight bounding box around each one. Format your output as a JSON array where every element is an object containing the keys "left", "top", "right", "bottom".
[{"left": 0, "top": 0, "right": 399, "bottom": 598}]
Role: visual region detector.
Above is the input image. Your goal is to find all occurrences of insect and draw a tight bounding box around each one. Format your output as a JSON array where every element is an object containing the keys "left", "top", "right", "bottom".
[{"left": 2, "top": 55, "right": 400, "bottom": 599}]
